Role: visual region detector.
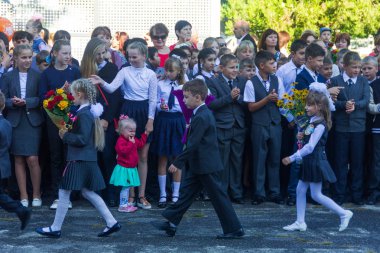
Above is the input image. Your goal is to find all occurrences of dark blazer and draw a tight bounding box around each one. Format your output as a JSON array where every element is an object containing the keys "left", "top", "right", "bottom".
[
  {"left": 63, "top": 106, "right": 97, "bottom": 161},
  {"left": 295, "top": 68, "right": 324, "bottom": 90},
  {"left": 1, "top": 68, "right": 44, "bottom": 127},
  {"left": 330, "top": 75, "right": 370, "bottom": 132},
  {"left": 207, "top": 75, "right": 246, "bottom": 129},
  {"left": 97, "top": 62, "right": 122, "bottom": 124},
  {"left": 173, "top": 105, "right": 223, "bottom": 174},
  {"left": 0, "top": 115, "right": 12, "bottom": 179},
  {"left": 241, "top": 34, "right": 257, "bottom": 54}
]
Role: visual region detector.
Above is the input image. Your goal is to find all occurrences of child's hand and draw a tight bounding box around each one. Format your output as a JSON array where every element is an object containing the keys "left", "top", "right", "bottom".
[
  {"left": 160, "top": 103, "right": 169, "bottom": 111},
  {"left": 328, "top": 87, "right": 343, "bottom": 101},
  {"left": 346, "top": 99, "right": 355, "bottom": 113},
  {"left": 59, "top": 129, "right": 67, "bottom": 139},
  {"left": 168, "top": 164, "right": 179, "bottom": 173},
  {"left": 296, "top": 132, "right": 304, "bottom": 140},
  {"left": 88, "top": 75, "right": 105, "bottom": 86},
  {"left": 129, "top": 136, "right": 135, "bottom": 143},
  {"left": 231, "top": 87, "right": 240, "bottom": 100},
  {"left": 61, "top": 81, "right": 70, "bottom": 92},
  {"left": 145, "top": 119, "right": 154, "bottom": 134},
  {"left": 282, "top": 157, "right": 291, "bottom": 166},
  {"left": 12, "top": 97, "right": 25, "bottom": 106},
  {"left": 267, "top": 89, "right": 278, "bottom": 102}
]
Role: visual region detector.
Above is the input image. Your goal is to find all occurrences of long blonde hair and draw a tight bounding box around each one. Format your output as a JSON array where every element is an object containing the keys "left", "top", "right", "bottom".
[
  {"left": 80, "top": 37, "right": 106, "bottom": 78},
  {"left": 306, "top": 91, "right": 332, "bottom": 130},
  {"left": 70, "top": 79, "right": 105, "bottom": 150}
]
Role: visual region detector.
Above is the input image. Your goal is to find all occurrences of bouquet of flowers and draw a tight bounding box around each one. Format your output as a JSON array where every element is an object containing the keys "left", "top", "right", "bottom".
[
  {"left": 277, "top": 82, "right": 309, "bottom": 149},
  {"left": 43, "top": 88, "right": 75, "bottom": 130}
]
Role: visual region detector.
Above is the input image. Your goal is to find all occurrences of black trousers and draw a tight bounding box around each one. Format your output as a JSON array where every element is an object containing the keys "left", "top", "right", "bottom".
[
  {"left": 216, "top": 126, "right": 246, "bottom": 199},
  {"left": 369, "top": 134, "right": 380, "bottom": 195},
  {"left": 162, "top": 170, "right": 242, "bottom": 234},
  {"left": 0, "top": 180, "right": 22, "bottom": 213}
]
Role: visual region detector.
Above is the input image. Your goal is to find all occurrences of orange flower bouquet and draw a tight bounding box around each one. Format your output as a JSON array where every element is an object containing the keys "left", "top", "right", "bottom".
[{"left": 43, "top": 88, "right": 75, "bottom": 130}]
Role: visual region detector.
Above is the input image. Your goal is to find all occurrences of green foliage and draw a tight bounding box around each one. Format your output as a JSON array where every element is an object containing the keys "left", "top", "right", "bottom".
[{"left": 221, "top": 0, "right": 380, "bottom": 39}]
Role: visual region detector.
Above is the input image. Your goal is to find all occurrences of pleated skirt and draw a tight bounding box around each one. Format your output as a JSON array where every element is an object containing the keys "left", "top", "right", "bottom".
[
  {"left": 150, "top": 111, "right": 186, "bottom": 156},
  {"left": 300, "top": 149, "right": 337, "bottom": 183},
  {"left": 109, "top": 164, "right": 141, "bottom": 187},
  {"left": 121, "top": 99, "right": 152, "bottom": 142},
  {"left": 60, "top": 161, "right": 106, "bottom": 191}
]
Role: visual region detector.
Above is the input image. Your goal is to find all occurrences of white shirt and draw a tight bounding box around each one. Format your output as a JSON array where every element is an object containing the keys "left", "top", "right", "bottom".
[
  {"left": 304, "top": 66, "right": 318, "bottom": 82},
  {"left": 332, "top": 64, "right": 340, "bottom": 78},
  {"left": 195, "top": 70, "right": 214, "bottom": 82},
  {"left": 77, "top": 103, "right": 90, "bottom": 112},
  {"left": 19, "top": 72, "right": 27, "bottom": 99},
  {"left": 156, "top": 79, "right": 182, "bottom": 113},
  {"left": 342, "top": 72, "right": 358, "bottom": 85},
  {"left": 237, "top": 33, "right": 248, "bottom": 45},
  {"left": 193, "top": 103, "right": 205, "bottom": 115},
  {"left": 103, "top": 66, "right": 158, "bottom": 119},
  {"left": 276, "top": 60, "right": 304, "bottom": 94},
  {"left": 289, "top": 116, "right": 325, "bottom": 162},
  {"left": 243, "top": 73, "right": 285, "bottom": 103}
]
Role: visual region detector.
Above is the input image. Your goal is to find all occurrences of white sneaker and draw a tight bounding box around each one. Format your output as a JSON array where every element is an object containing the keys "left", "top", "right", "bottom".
[
  {"left": 20, "top": 199, "right": 29, "bottom": 207},
  {"left": 32, "top": 198, "right": 42, "bottom": 207},
  {"left": 50, "top": 199, "right": 73, "bottom": 210},
  {"left": 283, "top": 221, "right": 307, "bottom": 231},
  {"left": 339, "top": 210, "right": 353, "bottom": 232}
]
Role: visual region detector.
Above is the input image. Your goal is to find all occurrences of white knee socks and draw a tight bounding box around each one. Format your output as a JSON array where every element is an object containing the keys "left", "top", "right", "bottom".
[
  {"left": 49, "top": 189, "right": 71, "bottom": 232},
  {"left": 158, "top": 175, "right": 167, "bottom": 198}
]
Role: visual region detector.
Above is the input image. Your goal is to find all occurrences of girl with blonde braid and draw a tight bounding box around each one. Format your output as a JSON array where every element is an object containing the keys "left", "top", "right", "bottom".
[{"left": 36, "top": 78, "right": 121, "bottom": 238}]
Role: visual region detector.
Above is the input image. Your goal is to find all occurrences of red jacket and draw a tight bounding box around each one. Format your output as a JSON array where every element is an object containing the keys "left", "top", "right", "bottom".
[{"left": 115, "top": 133, "right": 147, "bottom": 168}]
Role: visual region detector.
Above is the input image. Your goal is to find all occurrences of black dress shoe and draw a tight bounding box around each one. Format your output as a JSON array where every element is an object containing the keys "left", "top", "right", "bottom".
[
  {"left": 97, "top": 222, "right": 121, "bottom": 237},
  {"left": 158, "top": 201, "right": 167, "bottom": 208},
  {"left": 269, "top": 195, "right": 285, "bottom": 205},
  {"left": 35, "top": 227, "right": 61, "bottom": 238},
  {"left": 17, "top": 207, "right": 31, "bottom": 230},
  {"left": 216, "top": 228, "right": 245, "bottom": 239},
  {"left": 352, "top": 199, "right": 364, "bottom": 206},
  {"left": 286, "top": 197, "right": 296, "bottom": 206},
  {"left": 151, "top": 221, "right": 176, "bottom": 237},
  {"left": 232, "top": 198, "right": 245, "bottom": 204},
  {"left": 251, "top": 196, "right": 265, "bottom": 205}
]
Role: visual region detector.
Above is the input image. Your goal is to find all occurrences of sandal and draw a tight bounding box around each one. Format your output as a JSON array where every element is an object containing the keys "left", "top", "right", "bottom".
[
  {"left": 137, "top": 196, "right": 152, "bottom": 209},
  {"left": 128, "top": 196, "right": 136, "bottom": 207}
]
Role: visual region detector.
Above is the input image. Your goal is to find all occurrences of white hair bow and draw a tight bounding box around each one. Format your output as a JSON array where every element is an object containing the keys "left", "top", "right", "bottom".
[
  {"left": 309, "top": 82, "right": 336, "bottom": 111},
  {"left": 90, "top": 103, "right": 104, "bottom": 118}
]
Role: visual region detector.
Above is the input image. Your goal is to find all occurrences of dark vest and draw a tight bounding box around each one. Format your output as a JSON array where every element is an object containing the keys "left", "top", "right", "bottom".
[
  {"left": 370, "top": 80, "right": 380, "bottom": 130},
  {"left": 251, "top": 75, "right": 281, "bottom": 126}
]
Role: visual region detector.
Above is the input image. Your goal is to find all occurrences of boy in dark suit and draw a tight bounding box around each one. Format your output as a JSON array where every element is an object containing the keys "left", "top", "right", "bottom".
[
  {"left": 295, "top": 43, "right": 326, "bottom": 90},
  {"left": 208, "top": 54, "right": 246, "bottom": 204},
  {"left": 154, "top": 79, "right": 244, "bottom": 239},
  {"left": 244, "top": 51, "right": 284, "bottom": 205},
  {"left": 0, "top": 91, "right": 31, "bottom": 230},
  {"left": 330, "top": 51, "right": 370, "bottom": 205}
]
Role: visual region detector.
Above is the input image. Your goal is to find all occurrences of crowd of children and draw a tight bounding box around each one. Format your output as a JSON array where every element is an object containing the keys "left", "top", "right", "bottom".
[{"left": 1, "top": 17, "right": 380, "bottom": 235}]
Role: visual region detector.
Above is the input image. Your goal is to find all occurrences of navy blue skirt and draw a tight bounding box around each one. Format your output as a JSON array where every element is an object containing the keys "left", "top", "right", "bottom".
[
  {"left": 60, "top": 161, "right": 106, "bottom": 191},
  {"left": 300, "top": 148, "right": 337, "bottom": 183},
  {"left": 120, "top": 99, "right": 152, "bottom": 142},
  {"left": 151, "top": 111, "right": 186, "bottom": 156}
]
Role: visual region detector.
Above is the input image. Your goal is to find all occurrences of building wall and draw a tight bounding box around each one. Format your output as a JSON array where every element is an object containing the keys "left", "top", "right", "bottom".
[{"left": 1, "top": 0, "right": 220, "bottom": 60}]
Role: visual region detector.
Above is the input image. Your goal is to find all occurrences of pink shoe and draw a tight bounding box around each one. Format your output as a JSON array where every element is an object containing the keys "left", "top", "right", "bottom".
[{"left": 118, "top": 205, "right": 138, "bottom": 213}]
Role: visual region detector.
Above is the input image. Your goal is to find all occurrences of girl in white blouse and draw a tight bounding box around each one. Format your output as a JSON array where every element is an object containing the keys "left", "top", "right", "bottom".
[
  {"left": 281, "top": 90, "right": 353, "bottom": 232},
  {"left": 90, "top": 41, "right": 157, "bottom": 209}
]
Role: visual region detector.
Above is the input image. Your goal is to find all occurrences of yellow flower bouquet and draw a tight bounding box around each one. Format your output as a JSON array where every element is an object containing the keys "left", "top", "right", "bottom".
[{"left": 43, "top": 88, "right": 75, "bottom": 130}]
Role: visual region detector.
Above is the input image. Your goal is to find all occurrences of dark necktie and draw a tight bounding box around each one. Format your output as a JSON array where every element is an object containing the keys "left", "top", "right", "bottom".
[
  {"left": 348, "top": 79, "right": 354, "bottom": 86},
  {"left": 228, "top": 80, "right": 233, "bottom": 90},
  {"left": 168, "top": 82, "right": 175, "bottom": 110},
  {"left": 263, "top": 80, "right": 270, "bottom": 92}
]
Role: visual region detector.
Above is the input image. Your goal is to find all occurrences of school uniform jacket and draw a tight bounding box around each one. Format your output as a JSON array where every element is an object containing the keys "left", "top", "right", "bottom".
[
  {"left": 63, "top": 106, "right": 97, "bottom": 161},
  {"left": 1, "top": 68, "right": 44, "bottom": 127},
  {"left": 172, "top": 105, "right": 223, "bottom": 175},
  {"left": 295, "top": 68, "right": 325, "bottom": 90},
  {"left": 207, "top": 75, "right": 247, "bottom": 129},
  {"left": 0, "top": 115, "right": 12, "bottom": 179}
]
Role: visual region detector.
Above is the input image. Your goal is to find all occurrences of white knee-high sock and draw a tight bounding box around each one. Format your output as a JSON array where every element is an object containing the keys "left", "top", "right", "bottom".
[
  {"left": 120, "top": 187, "right": 130, "bottom": 207},
  {"left": 81, "top": 188, "right": 117, "bottom": 228},
  {"left": 172, "top": 182, "right": 180, "bottom": 198},
  {"left": 158, "top": 175, "right": 167, "bottom": 198},
  {"left": 296, "top": 180, "right": 309, "bottom": 223},
  {"left": 49, "top": 189, "right": 71, "bottom": 231},
  {"left": 309, "top": 182, "right": 346, "bottom": 217}
]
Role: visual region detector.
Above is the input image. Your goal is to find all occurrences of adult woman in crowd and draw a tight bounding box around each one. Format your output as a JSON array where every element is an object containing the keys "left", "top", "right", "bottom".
[
  {"left": 149, "top": 23, "right": 170, "bottom": 68},
  {"left": 169, "top": 20, "right": 197, "bottom": 51}
]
